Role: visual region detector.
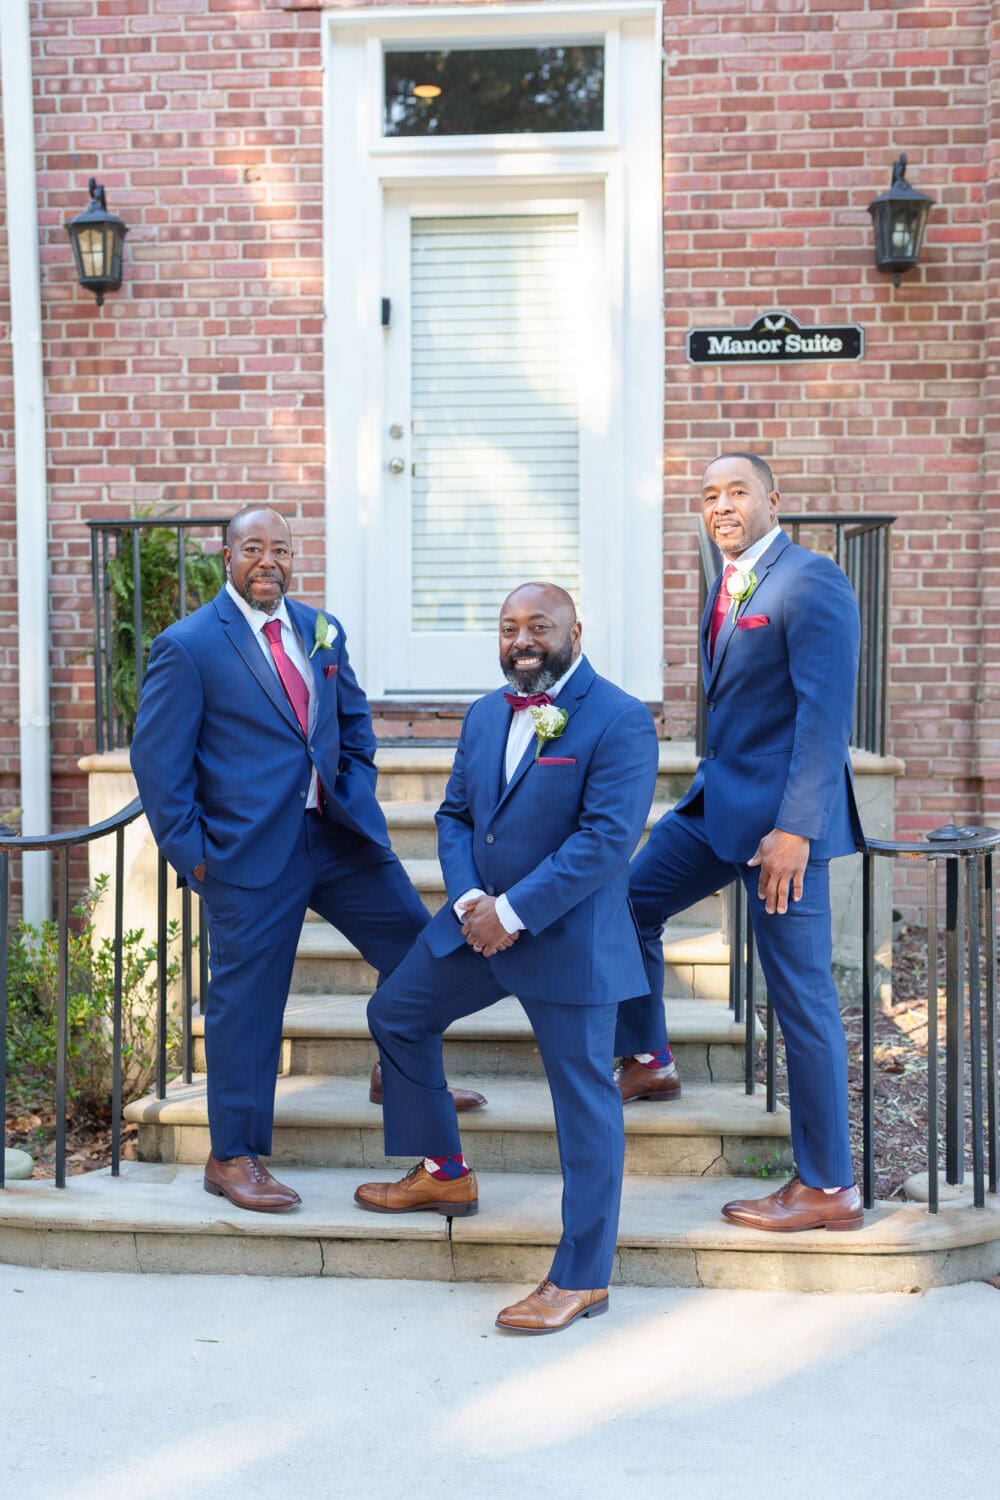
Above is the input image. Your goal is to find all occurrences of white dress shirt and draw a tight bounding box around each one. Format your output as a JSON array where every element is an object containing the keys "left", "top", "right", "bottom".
[
  {"left": 226, "top": 580, "right": 320, "bottom": 808},
  {"left": 454, "top": 653, "right": 585, "bottom": 937}
]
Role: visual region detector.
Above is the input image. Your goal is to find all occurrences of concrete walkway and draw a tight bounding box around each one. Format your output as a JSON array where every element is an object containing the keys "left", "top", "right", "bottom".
[{"left": 2, "top": 1266, "right": 998, "bottom": 1500}]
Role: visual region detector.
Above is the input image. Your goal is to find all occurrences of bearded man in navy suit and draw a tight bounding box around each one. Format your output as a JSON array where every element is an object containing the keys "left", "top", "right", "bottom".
[
  {"left": 616, "top": 453, "right": 867, "bottom": 1232},
  {"left": 355, "top": 583, "right": 659, "bottom": 1335},
  {"left": 131, "top": 506, "right": 483, "bottom": 1214}
]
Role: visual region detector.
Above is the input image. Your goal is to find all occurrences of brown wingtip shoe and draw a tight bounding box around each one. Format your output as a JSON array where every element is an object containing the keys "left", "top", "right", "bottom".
[
  {"left": 354, "top": 1162, "right": 479, "bottom": 1217},
  {"left": 495, "top": 1281, "right": 609, "bottom": 1335},
  {"left": 614, "top": 1054, "right": 681, "bottom": 1103},
  {"left": 368, "top": 1059, "right": 487, "bottom": 1112},
  {"left": 722, "top": 1177, "right": 864, "bottom": 1233},
  {"left": 203, "top": 1154, "right": 301, "bottom": 1213}
]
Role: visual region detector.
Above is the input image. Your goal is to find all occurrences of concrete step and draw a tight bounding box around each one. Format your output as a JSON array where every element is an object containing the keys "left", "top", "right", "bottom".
[
  {"left": 125, "top": 1073, "right": 791, "bottom": 1177},
  {"left": 374, "top": 799, "right": 674, "bottom": 860},
  {"left": 192, "top": 994, "right": 755, "bottom": 1083},
  {"left": 3, "top": 1162, "right": 998, "bottom": 1293},
  {"left": 373, "top": 743, "right": 699, "bottom": 807},
  {"left": 302, "top": 856, "right": 723, "bottom": 928},
  {"left": 291, "top": 922, "right": 731, "bottom": 1002}
]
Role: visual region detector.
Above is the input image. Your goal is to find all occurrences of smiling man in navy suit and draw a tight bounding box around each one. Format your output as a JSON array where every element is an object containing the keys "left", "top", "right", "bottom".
[
  {"left": 355, "top": 583, "right": 659, "bottom": 1334},
  {"left": 130, "top": 506, "right": 483, "bottom": 1214},
  {"left": 616, "top": 453, "right": 867, "bottom": 1232}
]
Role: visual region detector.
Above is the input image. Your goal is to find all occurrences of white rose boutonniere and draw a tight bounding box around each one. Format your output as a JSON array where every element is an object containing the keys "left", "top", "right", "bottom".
[
  {"left": 309, "top": 613, "right": 339, "bottom": 658},
  {"left": 529, "top": 704, "right": 569, "bottom": 760},
  {"left": 725, "top": 567, "right": 758, "bottom": 621}
]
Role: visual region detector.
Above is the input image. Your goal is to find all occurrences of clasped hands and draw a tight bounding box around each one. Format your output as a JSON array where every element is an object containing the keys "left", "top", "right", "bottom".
[
  {"left": 459, "top": 895, "right": 520, "bottom": 959},
  {"left": 747, "top": 829, "right": 810, "bottom": 915}
]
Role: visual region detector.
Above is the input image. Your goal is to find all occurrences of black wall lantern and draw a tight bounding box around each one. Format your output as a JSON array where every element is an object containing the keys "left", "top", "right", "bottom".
[
  {"left": 868, "top": 155, "right": 933, "bottom": 286},
  {"left": 64, "top": 179, "right": 128, "bottom": 307}
]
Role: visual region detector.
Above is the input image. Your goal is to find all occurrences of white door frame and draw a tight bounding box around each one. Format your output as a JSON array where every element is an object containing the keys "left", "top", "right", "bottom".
[{"left": 322, "top": 1, "right": 664, "bottom": 700}]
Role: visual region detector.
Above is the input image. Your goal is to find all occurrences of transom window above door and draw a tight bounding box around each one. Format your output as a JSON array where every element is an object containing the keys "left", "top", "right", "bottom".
[{"left": 383, "top": 44, "right": 605, "bottom": 137}]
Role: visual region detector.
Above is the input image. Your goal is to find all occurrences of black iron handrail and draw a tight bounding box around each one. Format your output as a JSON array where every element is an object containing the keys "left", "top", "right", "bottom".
[
  {"left": 87, "top": 516, "right": 227, "bottom": 752},
  {"left": 0, "top": 803, "right": 206, "bottom": 1189},
  {"left": 730, "top": 823, "right": 1000, "bottom": 1215},
  {"left": 696, "top": 512, "right": 896, "bottom": 757}
]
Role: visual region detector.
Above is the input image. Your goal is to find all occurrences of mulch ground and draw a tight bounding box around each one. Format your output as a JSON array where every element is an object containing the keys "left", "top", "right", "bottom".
[{"left": 3, "top": 924, "right": 979, "bottom": 1194}]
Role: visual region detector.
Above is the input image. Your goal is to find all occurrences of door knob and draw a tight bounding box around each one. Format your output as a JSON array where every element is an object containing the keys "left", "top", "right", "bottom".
[{"left": 387, "top": 457, "right": 405, "bottom": 475}]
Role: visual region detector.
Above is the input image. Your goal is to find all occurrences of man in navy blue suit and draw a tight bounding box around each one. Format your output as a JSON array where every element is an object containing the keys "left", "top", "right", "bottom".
[
  {"left": 130, "top": 506, "right": 483, "bottom": 1213},
  {"left": 355, "top": 583, "right": 659, "bottom": 1334},
  {"left": 616, "top": 453, "right": 866, "bottom": 1231}
]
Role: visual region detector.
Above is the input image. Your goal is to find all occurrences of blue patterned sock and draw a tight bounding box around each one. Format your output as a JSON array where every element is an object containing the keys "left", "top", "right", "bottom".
[
  {"left": 643, "top": 1047, "right": 673, "bottom": 1069},
  {"left": 425, "top": 1155, "right": 470, "bottom": 1181}
]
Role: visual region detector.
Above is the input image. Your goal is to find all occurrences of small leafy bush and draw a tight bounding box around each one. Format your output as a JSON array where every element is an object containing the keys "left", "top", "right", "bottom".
[{"left": 4, "top": 875, "right": 183, "bottom": 1121}]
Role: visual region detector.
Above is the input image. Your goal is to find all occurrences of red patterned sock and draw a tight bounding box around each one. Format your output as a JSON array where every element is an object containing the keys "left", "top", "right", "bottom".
[
  {"left": 643, "top": 1047, "right": 673, "bottom": 1070},
  {"left": 424, "top": 1155, "right": 470, "bottom": 1181}
]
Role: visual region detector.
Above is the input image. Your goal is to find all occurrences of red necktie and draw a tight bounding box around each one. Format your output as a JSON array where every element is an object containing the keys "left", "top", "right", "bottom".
[
  {"left": 708, "top": 564, "right": 736, "bottom": 660},
  {"left": 503, "top": 692, "right": 553, "bottom": 710},
  {"left": 263, "top": 618, "right": 310, "bottom": 736}
]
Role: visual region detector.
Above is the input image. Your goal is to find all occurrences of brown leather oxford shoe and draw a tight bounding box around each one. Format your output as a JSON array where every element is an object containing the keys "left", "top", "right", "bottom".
[
  {"left": 614, "top": 1054, "right": 681, "bottom": 1103},
  {"left": 203, "top": 1154, "right": 301, "bottom": 1213},
  {"left": 368, "top": 1059, "right": 487, "bottom": 1112},
  {"left": 722, "top": 1176, "right": 864, "bottom": 1232},
  {"left": 354, "top": 1161, "right": 479, "bottom": 1217},
  {"left": 495, "top": 1280, "right": 609, "bottom": 1335}
]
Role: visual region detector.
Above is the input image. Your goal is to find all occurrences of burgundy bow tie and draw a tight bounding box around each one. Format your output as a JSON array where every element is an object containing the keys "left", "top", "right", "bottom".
[{"left": 504, "top": 692, "right": 553, "bottom": 710}]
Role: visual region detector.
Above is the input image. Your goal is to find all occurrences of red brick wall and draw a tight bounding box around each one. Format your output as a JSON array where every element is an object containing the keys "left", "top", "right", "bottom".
[{"left": 0, "top": 0, "right": 995, "bottom": 920}]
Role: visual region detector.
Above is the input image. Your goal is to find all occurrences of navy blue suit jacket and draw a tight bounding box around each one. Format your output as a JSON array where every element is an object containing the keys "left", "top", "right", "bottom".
[
  {"left": 679, "top": 531, "right": 865, "bottom": 864},
  {"left": 130, "top": 588, "right": 389, "bottom": 888},
  {"left": 424, "top": 657, "right": 659, "bottom": 1006}
]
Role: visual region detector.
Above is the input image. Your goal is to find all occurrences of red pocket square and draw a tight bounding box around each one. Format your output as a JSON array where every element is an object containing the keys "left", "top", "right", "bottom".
[
  {"left": 737, "top": 615, "right": 770, "bottom": 631},
  {"left": 324, "top": 663, "right": 339, "bottom": 678},
  {"left": 537, "top": 757, "right": 576, "bottom": 765}
]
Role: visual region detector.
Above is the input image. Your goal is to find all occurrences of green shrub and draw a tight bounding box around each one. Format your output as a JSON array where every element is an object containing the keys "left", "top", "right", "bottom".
[
  {"left": 106, "top": 512, "right": 224, "bottom": 733},
  {"left": 4, "top": 875, "right": 183, "bottom": 1121}
]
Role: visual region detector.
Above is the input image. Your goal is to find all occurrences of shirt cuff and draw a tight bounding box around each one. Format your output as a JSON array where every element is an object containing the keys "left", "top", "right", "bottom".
[
  {"left": 495, "top": 893, "right": 525, "bottom": 934},
  {"left": 453, "top": 887, "right": 485, "bottom": 923}
]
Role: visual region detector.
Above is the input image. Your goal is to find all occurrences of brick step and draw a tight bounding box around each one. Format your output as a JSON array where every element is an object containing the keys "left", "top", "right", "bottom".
[
  {"left": 372, "top": 743, "right": 698, "bottom": 807},
  {"left": 3, "top": 1164, "right": 997, "bottom": 1293},
  {"left": 301, "top": 856, "right": 723, "bottom": 928},
  {"left": 290, "top": 922, "right": 731, "bottom": 1002},
  {"left": 125, "top": 1073, "right": 791, "bottom": 1177},
  {"left": 192, "top": 994, "right": 755, "bottom": 1083}
]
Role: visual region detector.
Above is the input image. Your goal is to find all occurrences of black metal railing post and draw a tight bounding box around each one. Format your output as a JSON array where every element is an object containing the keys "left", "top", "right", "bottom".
[
  {"left": 156, "top": 853, "right": 169, "bottom": 1100},
  {"left": 54, "top": 849, "right": 70, "bottom": 1190},
  {"left": 0, "top": 837, "right": 9, "bottom": 1191},
  {"left": 862, "top": 851, "right": 876, "bottom": 1210},
  {"left": 112, "top": 824, "right": 125, "bottom": 1177},
  {"left": 926, "top": 858, "right": 940, "bottom": 1215}
]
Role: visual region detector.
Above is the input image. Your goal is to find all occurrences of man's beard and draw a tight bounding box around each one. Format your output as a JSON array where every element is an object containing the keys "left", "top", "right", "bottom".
[
  {"left": 234, "top": 572, "right": 286, "bottom": 616},
  {"left": 501, "top": 636, "right": 575, "bottom": 696}
]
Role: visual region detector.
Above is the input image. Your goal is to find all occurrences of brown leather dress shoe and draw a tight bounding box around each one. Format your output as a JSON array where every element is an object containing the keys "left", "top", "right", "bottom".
[
  {"left": 495, "top": 1280, "right": 609, "bottom": 1335},
  {"left": 614, "top": 1055, "right": 682, "bottom": 1103},
  {"left": 722, "top": 1176, "right": 864, "bottom": 1232},
  {"left": 368, "top": 1059, "right": 487, "bottom": 1112},
  {"left": 203, "top": 1154, "right": 301, "bottom": 1213},
  {"left": 354, "top": 1162, "right": 479, "bottom": 1217}
]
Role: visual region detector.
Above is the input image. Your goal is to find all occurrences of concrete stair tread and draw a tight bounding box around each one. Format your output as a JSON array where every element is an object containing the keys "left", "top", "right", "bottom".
[
  {"left": 294, "top": 921, "right": 727, "bottom": 965},
  {"left": 378, "top": 799, "right": 673, "bottom": 828},
  {"left": 124, "top": 1073, "right": 790, "bottom": 1137},
  {"left": 192, "top": 992, "right": 751, "bottom": 1045},
  {"left": 373, "top": 743, "right": 704, "bottom": 775},
  {"left": 2, "top": 1162, "right": 996, "bottom": 1259}
]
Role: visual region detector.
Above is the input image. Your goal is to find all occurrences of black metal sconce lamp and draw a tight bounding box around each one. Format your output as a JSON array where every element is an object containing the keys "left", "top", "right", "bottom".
[
  {"left": 868, "top": 155, "right": 933, "bottom": 286},
  {"left": 64, "top": 179, "right": 128, "bottom": 307}
]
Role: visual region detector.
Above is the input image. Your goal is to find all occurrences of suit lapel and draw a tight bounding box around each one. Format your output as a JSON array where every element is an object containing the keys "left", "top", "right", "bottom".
[
  {"left": 493, "top": 657, "right": 594, "bottom": 815},
  {"left": 706, "top": 531, "right": 790, "bottom": 690},
  {"left": 214, "top": 589, "right": 302, "bottom": 737}
]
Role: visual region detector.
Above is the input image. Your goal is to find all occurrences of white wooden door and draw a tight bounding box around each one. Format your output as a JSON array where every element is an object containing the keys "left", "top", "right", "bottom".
[{"left": 381, "top": 188, "right": 608, "bottom": 695}]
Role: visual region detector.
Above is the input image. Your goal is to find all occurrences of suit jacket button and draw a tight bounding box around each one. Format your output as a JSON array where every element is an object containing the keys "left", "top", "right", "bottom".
[
  {"left": 708, "top": 750, "right": 717, "bottom": 760},
  {"left": 299, "top": 789, "right": 307, "bottom": 798},
  {"left": 486, "top": 885, "right": 495, "bottom": 896},
  {"left": 708, "top": 702, "right": 716, "bottom": 713},
  {"left": 485, "top": 833, "right": 495, "bottom": 844}
]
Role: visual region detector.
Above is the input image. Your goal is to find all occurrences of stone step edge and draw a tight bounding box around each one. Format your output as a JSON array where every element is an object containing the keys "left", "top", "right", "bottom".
[
  {"left": 190, "top": 994, "right": 758, "bottom": 1045},
  {"left": 0, "top": 1165, "right": 994, "bottom": 1259},
  {"left": 123, "top": 1075, "right": 790, "bottom": 1138},
  {"left": 376, "top": 799, "right": 673, "bottom": 828},
  {"left": 294, "top": 923, "right": 729, "bottom": 965}
]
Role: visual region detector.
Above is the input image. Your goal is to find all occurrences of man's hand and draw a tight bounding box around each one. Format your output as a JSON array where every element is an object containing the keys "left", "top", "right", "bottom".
[
  {"left": 459, "top": 896, "right": 520, "bottom": 959},
  {"left": 191, "top": 861, "right": 207, "bottom": 883},
  {"left": 747, "top": 830, "right": 809, "bottom": 915}
]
